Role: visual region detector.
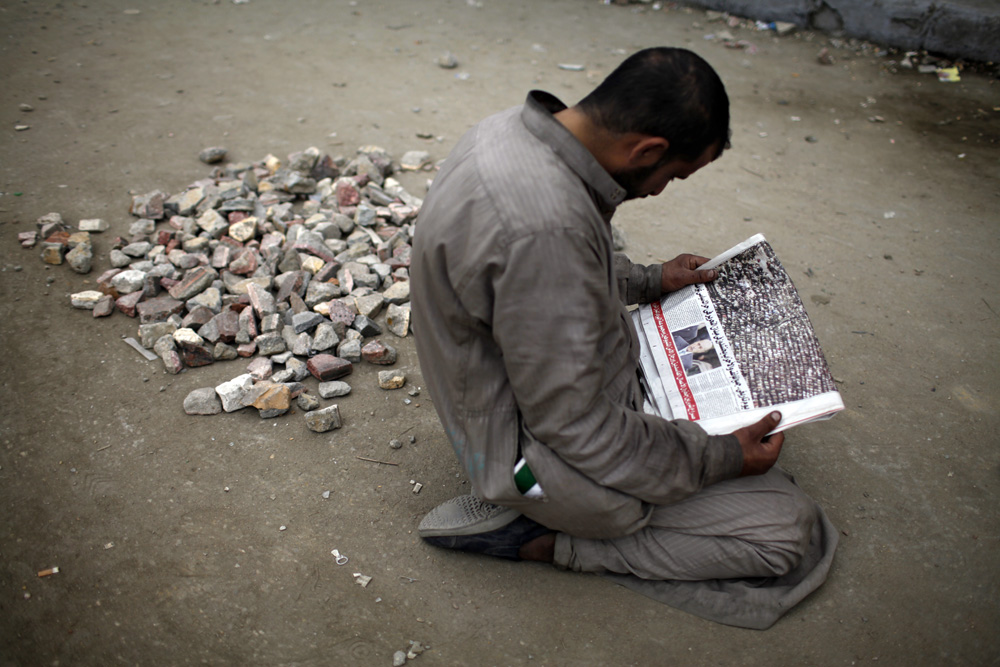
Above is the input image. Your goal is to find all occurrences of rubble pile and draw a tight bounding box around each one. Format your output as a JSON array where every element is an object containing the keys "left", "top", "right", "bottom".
[{"left": 26, "top": 144, "right": 435, "bottom": 431}]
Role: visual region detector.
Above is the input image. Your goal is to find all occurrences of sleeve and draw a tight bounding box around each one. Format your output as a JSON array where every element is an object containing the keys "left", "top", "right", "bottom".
[
  {"left": 492, "top": 230, "right": 742, "bottom": 505},
  {"left": 614, "top": 252, "right": 663, "bottom": 305}
]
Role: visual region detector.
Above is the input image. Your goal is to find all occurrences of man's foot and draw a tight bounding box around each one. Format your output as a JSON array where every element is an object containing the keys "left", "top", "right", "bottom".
[{"left": 418, "top": 495, "right": 552, "bottom": 561}]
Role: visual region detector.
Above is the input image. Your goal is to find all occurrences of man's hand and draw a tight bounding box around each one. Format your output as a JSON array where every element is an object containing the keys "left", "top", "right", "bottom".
[
  {"left": 733, "top": 411, "right": 785, "bottom": 476},
  {"left": 661, "top": 254, "right": 718, "bottom": 293}
]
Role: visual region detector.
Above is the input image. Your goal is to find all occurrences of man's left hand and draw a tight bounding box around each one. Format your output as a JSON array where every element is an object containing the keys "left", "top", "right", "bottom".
[{"left": 661, "top": 254, "right": 717, "bottom": 293}]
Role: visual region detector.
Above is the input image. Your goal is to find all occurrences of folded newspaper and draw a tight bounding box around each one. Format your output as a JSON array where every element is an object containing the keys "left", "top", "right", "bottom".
[{"left": 633, "top": 234, "right": 844, "bottom": 435}]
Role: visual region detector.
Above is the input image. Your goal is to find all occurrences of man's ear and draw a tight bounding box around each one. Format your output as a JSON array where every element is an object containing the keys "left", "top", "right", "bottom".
[{"left": 628, "top": 136, "right": 670, "bottom": 168}]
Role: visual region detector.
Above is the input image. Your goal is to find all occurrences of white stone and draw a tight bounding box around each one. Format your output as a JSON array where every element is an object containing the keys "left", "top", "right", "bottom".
[
  {"left": 78, "top": 218, "right": 109, "bottom": 232},
  {"left": 111, "top": 269, "right": 147, "bottom": 294},
  {"left": 70, "top": 290, "right": 104, "bottom": 309},
  {"left": 215, "top": 374, "right": 255, "bottom": 413},
  {"left": 172, "top": 327, "right": 204, "bottom": 347}
]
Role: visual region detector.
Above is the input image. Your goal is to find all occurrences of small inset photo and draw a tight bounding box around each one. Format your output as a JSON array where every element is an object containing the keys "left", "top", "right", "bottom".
[{"left": 670, "top": 324, "right": 720, "bottom": 376}]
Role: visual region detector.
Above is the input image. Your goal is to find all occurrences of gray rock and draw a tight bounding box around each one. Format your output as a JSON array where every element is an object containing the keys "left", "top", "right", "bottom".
[
  {"left": 337, "top": 339, "right": 362, "bottom": 363},
  {"left": 255, "top": 332, "right": 286, "bottom": 356},
  {"left": 153, "top": 334, "right": 176, "bottom": 357},
  {"left": 247, "top": 282, "right": 277, "bottom": 317},
  {"left": 261, "top": 313, "right": 282, "bottom": 333},
  {"left": 199, "top": 146, "right": 228, "bottom": 164},
  {"left": 183, "top": 387, "right": 223, "bottom": 415},
  {"left": 312, "top": 321, "right": 339, "bottom": 351},
  {"left": 122, "top": 241, "right": 152, "bottom": 258},
  {"left": 128, "top": 219, "right": 155, "bottom": 238},
  {"left": 304, "top": 404, "right": 343, "bottom": 433},
  {"left": 386, "top": 303, "right": 410, "bottom": 337},
  {"left": 304, "top": 280, "right": 341, "bottom": 306},
  {"left": 354, "top": 293, "right": 384, "bottom": 319},
  {"left": 187, "top": 287, "right": 222, "bottom": 314},
  {"left": 246, "top": 356, "right": 273, "bottom": 380},
  {"left": 271, "top": 369, "right": 294, "bottom": 383},
  {"left": 296, "top": 392, "right": 320, "bottom": 411},
  {"left": 352, "top": 314, "right": 382, "bottom": 337},
  {"left": 382, "top": 280, "right": 409, "bottom": 305},
  {"left": 285, "top": 357, "right": 310, "bottom": 382},
  {"left": 66, "top": 243, "right": 93, "bottom": 274},
  {"left": 292, "top": 311, "right": 324, "bottom": 334},
  {"left": 110, "top": 249, "right": 131, "bottom": 268},
  {"left": 213, "top": 342, "right": 239, "bottom": 360},
  {"left": 400, "top": 150, "right": 431, "bottom": 170},
  {"left": 378, "top": 369, "right": 406, "bottom": 390},
  {"left": 318, "top": 381, "right": 351, "bottom": 398},
  {"left": 290, "top": 331, "right": 312, "bottom": 357},
  {"left": 139, "top": 322, "right": 178, "bottom": 348}
]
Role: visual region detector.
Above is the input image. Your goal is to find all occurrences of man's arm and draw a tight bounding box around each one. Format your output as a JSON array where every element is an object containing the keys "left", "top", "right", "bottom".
[{"left": 614, "top": 252, "right": 718, "bottom": 304}]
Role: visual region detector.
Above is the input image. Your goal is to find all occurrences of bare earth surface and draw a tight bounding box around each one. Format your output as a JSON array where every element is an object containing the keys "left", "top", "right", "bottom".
[{"left": 1, "top": 1, "right": 998, "bottom": 665}]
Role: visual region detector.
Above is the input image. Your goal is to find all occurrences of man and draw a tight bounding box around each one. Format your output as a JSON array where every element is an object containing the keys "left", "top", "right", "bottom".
[{"left": 410, "top": 47, "right": 836, "bottom": 629}]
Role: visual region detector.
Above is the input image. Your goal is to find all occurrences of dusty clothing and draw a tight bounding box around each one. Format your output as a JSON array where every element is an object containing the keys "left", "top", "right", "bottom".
[{"left": 411, "top": 91, "right": 836, "bottom": 629}]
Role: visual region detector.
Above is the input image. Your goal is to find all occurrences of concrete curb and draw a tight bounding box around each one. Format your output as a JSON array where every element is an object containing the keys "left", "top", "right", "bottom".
[{"left": 682, "top": 0, "right": 1000, "bottom": 63}]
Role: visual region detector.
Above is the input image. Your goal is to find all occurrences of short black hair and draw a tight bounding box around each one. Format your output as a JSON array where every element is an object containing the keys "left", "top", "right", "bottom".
[{"left": 577, "top": 47, "right": 731, "bottom": 161}]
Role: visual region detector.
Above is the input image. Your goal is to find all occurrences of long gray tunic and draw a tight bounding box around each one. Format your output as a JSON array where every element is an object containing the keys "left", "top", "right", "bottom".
[
  {"left": 411, "top": 91, "right": 837, "bottom": 629},
  {"left": 411, "top": 91, "right": 742, "bottom": 538}
]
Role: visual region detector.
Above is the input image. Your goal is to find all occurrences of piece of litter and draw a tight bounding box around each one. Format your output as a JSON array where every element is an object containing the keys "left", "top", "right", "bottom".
[
  {"left": 38, "top": 567, "right": 60, "bottom": 577},
  {"left": 936, "top": 67, "right": 960, "bottom": 83},
  {"left": 332, "top": 549, "right": 349, "bottom": 565},
  {"left": 321, "top": 490, "right": 330, "bottom": 499},
  {"left": 353, "top": 572, "right": 372, "bottom": 587},
  {"left": 104, "top": 542, "right": 114, "bottom": 549},
  {"left": 412, "top": 482, "right": 423, "bottom": 494},
  {"left": 279, "top": 525, "right": 287, "bottom": 531},
  {"left": 123, "top": 337, "right": 158, "bottom": 361},
  {"left": 557, "top": 63, "right": 585, "bottom": 71}
]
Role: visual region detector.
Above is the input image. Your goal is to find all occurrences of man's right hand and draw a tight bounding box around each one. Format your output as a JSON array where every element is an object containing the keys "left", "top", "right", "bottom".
[{"left": 733, "top": 411, "right": 784, "bottom": 476}]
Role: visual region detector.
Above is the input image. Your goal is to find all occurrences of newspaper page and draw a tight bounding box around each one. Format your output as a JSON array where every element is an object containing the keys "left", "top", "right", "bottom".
[{"left": 632, "top": 234, "right": 844, "bottom": 435}]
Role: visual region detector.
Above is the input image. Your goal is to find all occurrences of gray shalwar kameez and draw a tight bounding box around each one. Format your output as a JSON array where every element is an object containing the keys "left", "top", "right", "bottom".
[{"left": 410, "top": 91, "right": 837, "bottom": 629}]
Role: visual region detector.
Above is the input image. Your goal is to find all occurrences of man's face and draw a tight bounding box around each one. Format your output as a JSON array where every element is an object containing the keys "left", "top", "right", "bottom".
[{"left": 614, "top": 142, "right": 718, "bottom": 201}]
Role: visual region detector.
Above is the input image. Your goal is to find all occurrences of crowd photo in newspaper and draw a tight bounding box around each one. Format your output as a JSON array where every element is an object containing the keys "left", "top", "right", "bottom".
[{"left": 633, "top": 234, "right": 844, "bottom": 435}]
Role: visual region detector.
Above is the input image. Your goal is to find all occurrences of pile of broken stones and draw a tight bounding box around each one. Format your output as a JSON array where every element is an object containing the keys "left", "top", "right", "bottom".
[{"left": 21, "top": 144, "right": 434, "bottom": 433}]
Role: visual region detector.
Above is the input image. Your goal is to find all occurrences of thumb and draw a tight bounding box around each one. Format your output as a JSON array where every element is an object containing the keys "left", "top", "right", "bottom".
[{"left": 752, "top": 411, "right": 782, "bottom": 438}]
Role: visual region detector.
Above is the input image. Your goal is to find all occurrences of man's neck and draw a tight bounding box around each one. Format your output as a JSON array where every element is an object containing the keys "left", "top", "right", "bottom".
[{"left": 554, "top": 106, "right": 645, "bottom": 175}]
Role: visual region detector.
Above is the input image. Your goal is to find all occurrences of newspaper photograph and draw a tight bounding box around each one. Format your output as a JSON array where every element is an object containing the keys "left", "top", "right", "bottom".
[{"left": 633, "top": 234, "right": 844, "bottom": 435}]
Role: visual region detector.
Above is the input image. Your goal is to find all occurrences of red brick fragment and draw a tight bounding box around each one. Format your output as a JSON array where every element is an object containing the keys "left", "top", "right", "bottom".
[{"left": 306, "top": 354, "right": 353, "bottom": 382}]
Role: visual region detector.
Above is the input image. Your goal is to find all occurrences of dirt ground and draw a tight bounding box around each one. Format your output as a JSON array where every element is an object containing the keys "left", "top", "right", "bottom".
[{"left": 1, "top": 1, "right": 997, "bottom": 665}]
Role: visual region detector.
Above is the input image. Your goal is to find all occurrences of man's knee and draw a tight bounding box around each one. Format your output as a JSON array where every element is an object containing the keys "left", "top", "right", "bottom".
[{"left": 751, "top": 481, "right": 818, "bottom": 576}]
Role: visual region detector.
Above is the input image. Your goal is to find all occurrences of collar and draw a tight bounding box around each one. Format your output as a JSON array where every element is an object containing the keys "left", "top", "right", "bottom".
[{"left": 521, "top": 90, "right": 627, "bottom": 213}]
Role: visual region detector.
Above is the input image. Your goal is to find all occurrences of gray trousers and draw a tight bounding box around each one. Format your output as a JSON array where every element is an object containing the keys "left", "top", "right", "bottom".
[
  {"left": 519, "top": 467, "right": 838, "bottom": 629},
  {"left": 553, "top": 467, "right": 815, "bottom": 581}
]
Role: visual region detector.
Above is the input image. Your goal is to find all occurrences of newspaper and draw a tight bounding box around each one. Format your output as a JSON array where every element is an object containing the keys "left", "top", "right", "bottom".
[{"left": 632, "top": 234, "right": 844, "bottom": 435}]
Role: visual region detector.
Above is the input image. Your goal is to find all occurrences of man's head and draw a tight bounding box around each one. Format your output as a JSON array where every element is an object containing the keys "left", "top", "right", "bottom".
[
  {"left": 578, "top": 47, "right": 730, "bottom": 163},
  {"left": 575, "top": 47, "right": 730, "bottom": 199}
]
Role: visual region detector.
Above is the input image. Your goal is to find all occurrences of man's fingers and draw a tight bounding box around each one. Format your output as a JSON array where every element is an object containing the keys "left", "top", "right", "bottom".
[{"left": 685, "top": 254, "right": 712, "bottom": 269}]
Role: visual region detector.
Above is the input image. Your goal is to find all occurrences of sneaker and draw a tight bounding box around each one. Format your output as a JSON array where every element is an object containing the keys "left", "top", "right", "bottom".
[{"left": 418, "top": 495, "right": 551, "bottom": 561}]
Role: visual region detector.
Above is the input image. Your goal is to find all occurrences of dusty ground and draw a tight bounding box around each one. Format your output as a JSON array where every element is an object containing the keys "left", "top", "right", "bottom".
[{"left": 1, "top": 1, "right": 998, "bottom": 665}]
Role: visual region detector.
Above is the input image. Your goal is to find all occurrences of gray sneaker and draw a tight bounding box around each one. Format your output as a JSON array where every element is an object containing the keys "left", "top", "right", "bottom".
[
  {"left": 418, "top": 495, "right": 551, "bottom": 561},
  {"left": 418, "top": 495, "right": 520, "bottom": 537}
]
